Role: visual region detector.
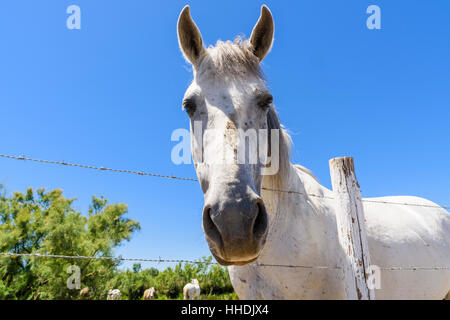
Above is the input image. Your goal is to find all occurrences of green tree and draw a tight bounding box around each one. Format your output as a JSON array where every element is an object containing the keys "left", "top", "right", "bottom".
[{"left": 0, "top": 186, "right": 140, "bottom": 300}]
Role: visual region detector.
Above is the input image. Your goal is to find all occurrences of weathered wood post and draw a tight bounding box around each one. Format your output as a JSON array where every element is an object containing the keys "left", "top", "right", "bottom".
[{"left": 329, "top": 157, "right": 375, "bottom": 300}]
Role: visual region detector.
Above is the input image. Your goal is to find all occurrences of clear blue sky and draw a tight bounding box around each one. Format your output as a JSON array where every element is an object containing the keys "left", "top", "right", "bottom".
[{"left": 1, "top": 1, "right": 449, "bottom": 269}]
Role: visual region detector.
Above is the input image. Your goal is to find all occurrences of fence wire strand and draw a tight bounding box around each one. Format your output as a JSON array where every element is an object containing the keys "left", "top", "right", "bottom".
[
  {"left": 1, "top": 253, "right": 449, "bottom": 271},
  {"left": 0, "top": 252, "right": 217, "bottom": 265},
  {"left": 0, "top": 154, "right": 448, "bottom": 210},
  {"left": 0, "top": 154, "right": 198, "bottom": 182}
]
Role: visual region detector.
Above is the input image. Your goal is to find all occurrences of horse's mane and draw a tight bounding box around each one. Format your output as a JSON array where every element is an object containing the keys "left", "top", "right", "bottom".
[{"left": 265, "top": 106, "right": 293, "bottom": 189}]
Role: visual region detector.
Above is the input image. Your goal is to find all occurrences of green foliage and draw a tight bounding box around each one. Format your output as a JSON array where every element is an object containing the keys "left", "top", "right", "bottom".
[
  {"left": 0, "top": 186, "right": 140, "bottom": 300},
  {"left": 0, "top": 184, "right": 237, "bottom": 300},
  {"left": 109, "top": 257, "right": 236, "bottom": 300}
]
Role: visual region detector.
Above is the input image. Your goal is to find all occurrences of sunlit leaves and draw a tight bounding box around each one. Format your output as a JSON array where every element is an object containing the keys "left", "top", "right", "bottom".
[{"left": 0, "top": 185, "right": 140, "bottom": 299}]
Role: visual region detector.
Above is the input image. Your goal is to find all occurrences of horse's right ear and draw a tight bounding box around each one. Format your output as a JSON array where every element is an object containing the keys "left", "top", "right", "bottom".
[{"left": 177, "top": 6, "right": 206, "bottom": 66}]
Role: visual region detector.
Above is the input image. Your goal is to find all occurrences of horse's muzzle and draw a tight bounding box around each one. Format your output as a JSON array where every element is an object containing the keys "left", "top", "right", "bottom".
[{"left": 202, "top": 197, "right": 268, "bottom": 266}]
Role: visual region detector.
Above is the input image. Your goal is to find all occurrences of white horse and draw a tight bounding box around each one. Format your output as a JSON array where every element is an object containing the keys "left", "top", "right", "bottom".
[
  {"left": 177, "top": 5, "right": 450, "bottom": 299},
  {"left": 107, "top": 289, "right": 121, "bottom": 300},
  {"left": 143, "top": 287, "right": 155, "bottom": 300},
  {"left": 183, "top": 279, "right": 201, "bottom": 300},
  {"left": 79, "top": 287, "right": 89, "bottom": 300}
]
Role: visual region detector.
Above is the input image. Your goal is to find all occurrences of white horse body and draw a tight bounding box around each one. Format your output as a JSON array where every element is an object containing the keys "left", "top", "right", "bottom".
[
  {"left": 143, "top": 287, "right": 155, "bottom": 300},
  {"left": 177, "top": 5, "right": 450, "bottom": 299},
  {"left": 229, "top": 166, "right": 450, "bottom": 299},
  {"left": 107, "top": 289, "right": 121, "bottom": 300}
]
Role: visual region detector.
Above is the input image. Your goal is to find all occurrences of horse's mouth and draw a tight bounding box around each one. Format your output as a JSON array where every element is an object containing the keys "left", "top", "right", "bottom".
[
  {"left": 210, "top": 250, "right": 259, "bottom": 266},
  {"left": 204, "top": 232, "right": 264, "bottom": 266}
]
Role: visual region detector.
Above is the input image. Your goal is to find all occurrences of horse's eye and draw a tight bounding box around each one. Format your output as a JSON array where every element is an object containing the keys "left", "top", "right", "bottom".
[
  {"left": 257, "top": 93, "right": 273, "bottom": 110},
  {"left": 182, "top": 98, "right": 197, "bottom": 117}
]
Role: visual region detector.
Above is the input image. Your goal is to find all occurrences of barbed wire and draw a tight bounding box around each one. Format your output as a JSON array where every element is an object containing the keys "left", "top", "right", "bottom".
[
  {"left": 1, "top": 253, "right": 449, "bottom": 271},
  {"left": 259, "top": 187, "right": 335, "bottom": 200},
  {"left": 360, "top": 198, "right": 449, "bottom": 209},
  {"left": 0, "top": 153, "right": 448, "bottom": 210},
  {"left": 1, "top": 155, "right": 449, "bottom": 277},
  {"left": 257, "top": 262, "right": 340, "bottom": 270},
  {"left": 257, "top": 263, "right": 450, "bottom": 271},
  {"left": 0, "top": 252, "right": 217, "bottom": 265},
  {"left": 377, "top": 266, "right": 450, "bottom": 271},
  {"left": 0, "top": 154, "right": 198, "bottom": 182}
]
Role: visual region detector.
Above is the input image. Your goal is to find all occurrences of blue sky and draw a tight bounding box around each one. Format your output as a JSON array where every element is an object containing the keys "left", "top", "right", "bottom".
[{"left": 0, "top": 1, "right": 449, "bottom": 269}]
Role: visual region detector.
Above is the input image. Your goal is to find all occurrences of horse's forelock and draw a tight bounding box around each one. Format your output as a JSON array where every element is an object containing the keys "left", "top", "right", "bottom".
[{"left": 196, "top": 37, "right": 263, "bottom": 80}]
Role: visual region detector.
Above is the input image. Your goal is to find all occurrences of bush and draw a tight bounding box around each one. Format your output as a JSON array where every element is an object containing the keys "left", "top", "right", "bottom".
[{"left": 108, "top": 257, "right": 236, "bottom": 300}]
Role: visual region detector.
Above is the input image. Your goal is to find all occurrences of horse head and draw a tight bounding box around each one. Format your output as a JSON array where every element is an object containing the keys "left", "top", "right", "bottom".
[{"left": 177, "top": 5, "right": 277, "bottom": 266}]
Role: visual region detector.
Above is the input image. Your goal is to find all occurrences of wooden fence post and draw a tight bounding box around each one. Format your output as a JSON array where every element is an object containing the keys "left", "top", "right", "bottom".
[{"left": 329, "top": 157, "right": 375, "bottom": 300}]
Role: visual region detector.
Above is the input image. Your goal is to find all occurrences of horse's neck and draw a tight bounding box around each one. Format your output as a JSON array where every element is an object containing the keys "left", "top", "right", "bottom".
[
  {"left": 260, "top": 164, "right": 335, "bottom": 264},
  {"left": 261, "top": 164, "right": 311, "bottom": 236}
]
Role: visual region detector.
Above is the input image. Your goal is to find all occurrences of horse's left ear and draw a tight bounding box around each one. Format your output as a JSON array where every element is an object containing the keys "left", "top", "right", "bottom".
[{"left": 250, "top": 5, "right": 274, "bottom": 61}]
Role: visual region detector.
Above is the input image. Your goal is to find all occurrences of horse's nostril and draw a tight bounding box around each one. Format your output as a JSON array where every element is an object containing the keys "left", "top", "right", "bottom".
[
  {"left": 202, "top": 206, "right": 223, "bottom": 248},
  {"left": 252, "top": 202, "right": 268, "bottom": 240}
]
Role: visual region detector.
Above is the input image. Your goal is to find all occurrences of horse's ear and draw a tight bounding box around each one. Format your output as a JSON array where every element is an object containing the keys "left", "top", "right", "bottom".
[
  {"left": 177, "top": 6, "right": 206, "bottom": 66},
  {"left": 250, "top": 5, "right": 274, "bottom": 61}
]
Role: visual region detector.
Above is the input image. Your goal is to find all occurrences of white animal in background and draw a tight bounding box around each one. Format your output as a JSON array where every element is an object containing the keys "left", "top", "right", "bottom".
[
  {"left": 107, "top": 289, "right": 121, "bottom": 300},
  {"left": 79, "top": 287, "right": 89, "bottom": 300},
  {"left": 177, "top": 5, "right": 450, "bottom": 299},
  {"left": 143, "top": 287, "right": 155, "bottom": 300},
  {"left": 183, "top": 279, "right": 200, "bottom": 300}
]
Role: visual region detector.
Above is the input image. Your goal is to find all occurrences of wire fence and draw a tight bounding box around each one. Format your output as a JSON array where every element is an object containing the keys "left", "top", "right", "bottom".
[
  {"left": 1, "top": 252, "right": 449, "bottom": 271},
  {"left": 0, "top": 252, "right": 215, "bottom": 265},
  {"left": 0, "top": 153, "right": 449, "bottom": 272},
  {"left": 0, "top": 153, "right": 448, "bottom": 210}
]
